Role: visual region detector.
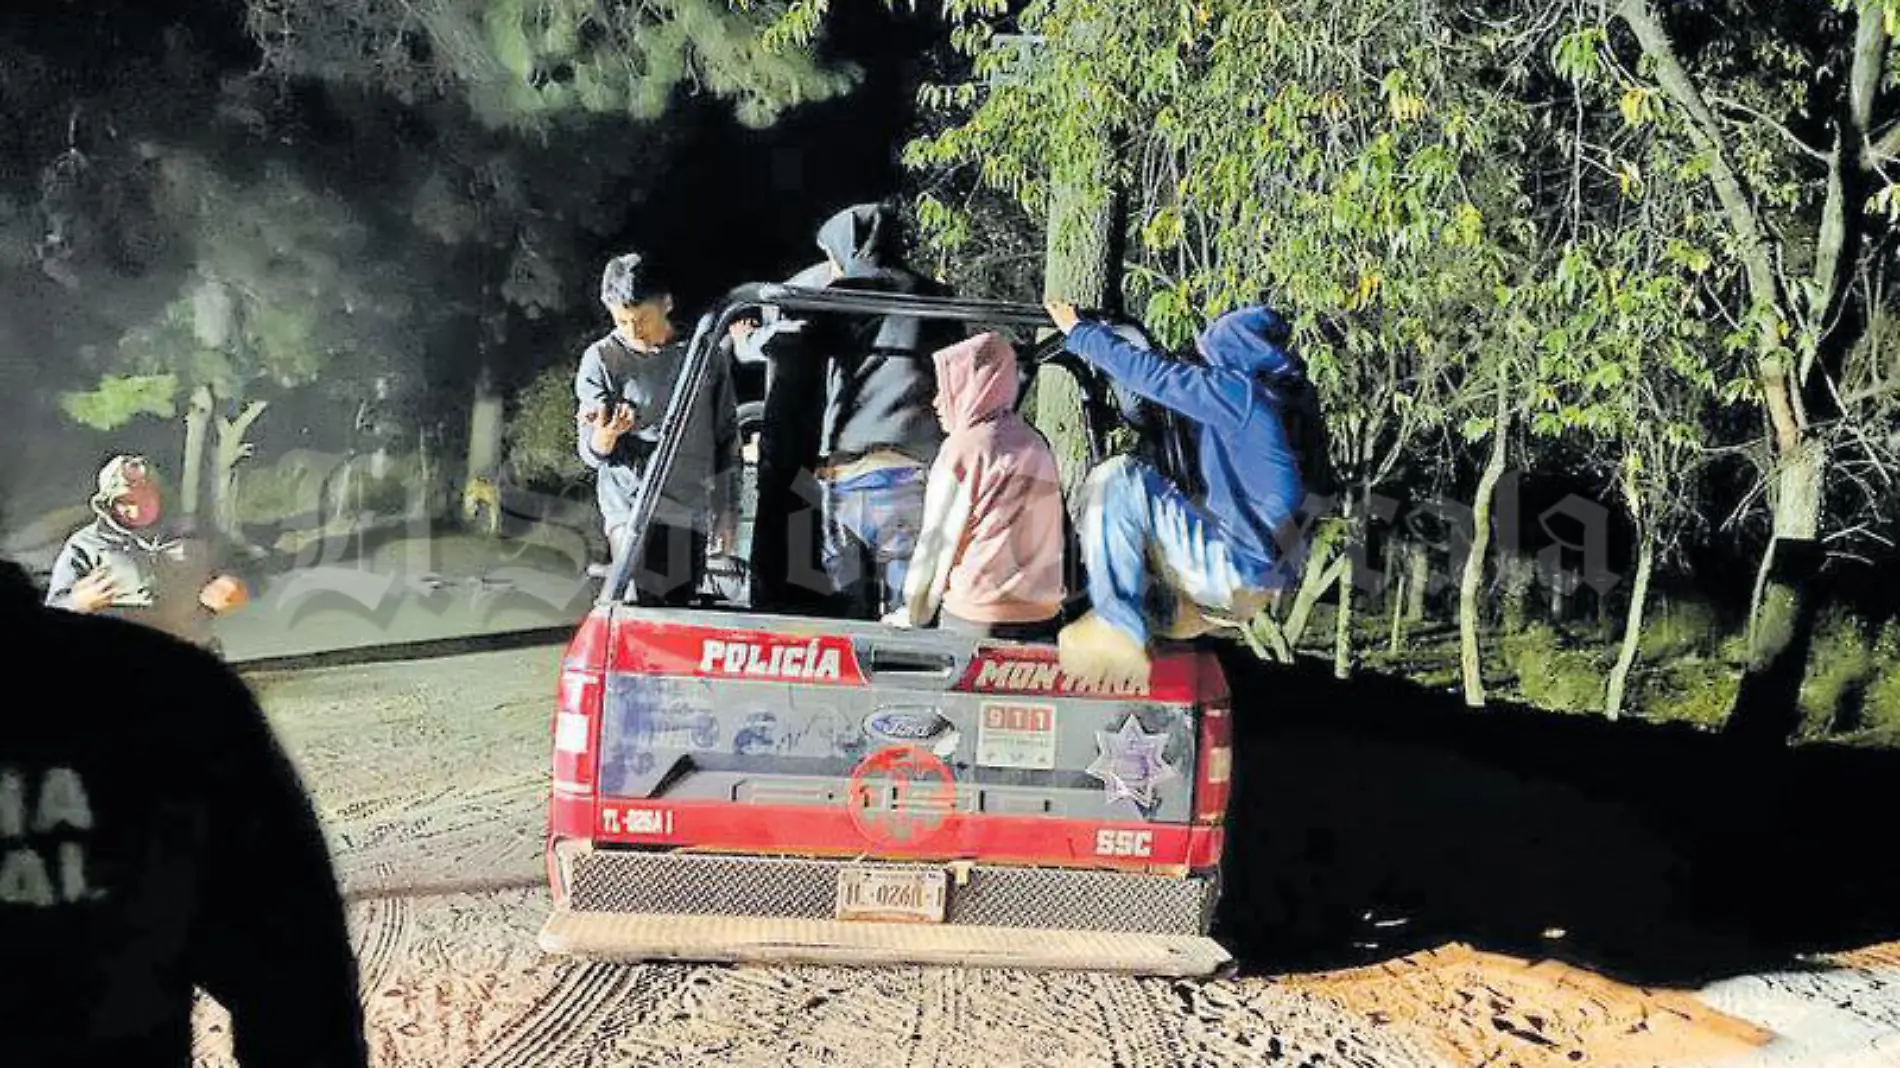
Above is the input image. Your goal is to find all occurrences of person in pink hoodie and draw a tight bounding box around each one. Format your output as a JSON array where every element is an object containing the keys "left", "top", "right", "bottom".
[{"left": 882, "top": 332, "right": 1068, "bottom": 641}]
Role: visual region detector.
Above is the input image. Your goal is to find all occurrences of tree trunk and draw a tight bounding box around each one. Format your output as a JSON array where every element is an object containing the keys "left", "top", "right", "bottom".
[
  {"left": 398, "top": 426, "right": 439, "bottom": 578},
  {"left": 1745, "top": 535, "right": 1777, "bottom": 657},
  {"left": 467, "top": 369, "right": 505, "bottom": 482},
  {"left": 1605, "top": 471, "right": 1654, "bottom": 721},
  {"left": 1751, "top": 440, "right": 1825, "bottom": 660},
  {"left": 1549, "top": 571, "right": 1570, "bottom": 621},
  {"left": 1038, "top": 138, "right": 1123, "bottom": 513},
  {"left": 1380, "top": 537, "right": 1400, "bottom": 613},
  {"left": 1605, "top": 528, "right": 1654, "bottom": 721},
  {"left": 1621, "top": 0, "right": 1857, "bottom": 743},
  {"left": 1334, "top": 551, "right": 1355, "bottom": 680},
  {"left": 1405, "top": 541, "right": 1429, "bottom": 622},
  {"left": 181, "top": 385, "right": 213, "bottom": 522},
  {"left": 1461, "top": 366, "right": 1513, "bottom": 708},
  {"left": 212, "top": 399, "right": 268, "bottom": 544},
  {"left": 1284, "top": 518, "right": 1348, "bottom": 648},
  {"left": 411, "top": 427, "right": 435, "bottom": 522},
  {"left": 1501, "top": 551, "right": 1534, "bottom": 635},
  {"left": 1389, "top": 567, "right": 1407, "bottom": 655},
  {"left": 1728, "top": 441, "right": 1828, "bottom": 742}
]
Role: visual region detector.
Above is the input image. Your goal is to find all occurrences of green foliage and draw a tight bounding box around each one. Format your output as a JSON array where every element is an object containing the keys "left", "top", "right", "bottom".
[
  {"left": 58, "top": 374, "right": 179, "bottom": 431},
  {"left": 904, "top": 0, "right": 1553, "bottom": 501},
  {"left": 232, "top": 457, "right": 322, "bottom": 526},
  {"left": 1643, "top": 660, "right": 1741, "bottom": 730},
  {"left": 892, "top": 0, "right": 1900, "bottom": 599},
  {"left": 64, "top": 149, "right": 425, "bottom": 436},
  {"left": 1783, "top": 612, "right": 1900, "bottom": 741},
  {"left": 353, "top": 454, "right": 431, "bottom": 517},
  {"left": 1864, "top": 622, "right": 1900, "bottom": 735},
  {"left": 1799, "top": 608, "right": 1875, "bottom": 736},
  {"left": 1636, "top": 598, "right": 1725, "bottom": 662},
  {"left": 505, "top": 365, "right": 588, "bottom": 489},
  {"left": 248, "top": 0, "right": 856, "bottom": 130},
  {"left": 1502, "top": 624, "right": 1612, "bottom": 713}
]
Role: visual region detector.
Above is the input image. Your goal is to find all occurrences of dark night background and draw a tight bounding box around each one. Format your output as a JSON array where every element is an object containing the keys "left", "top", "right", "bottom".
[{"left": 0, "top": 0, "right": 942, "bottom": 524}]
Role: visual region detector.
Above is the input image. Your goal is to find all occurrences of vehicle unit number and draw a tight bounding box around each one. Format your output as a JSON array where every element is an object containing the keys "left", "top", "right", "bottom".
[
  {"left": 1095, "top": 829, "right": 1154, "bottom": 858},
  {"left": 601, "top": 806, "right": 674, "bottom": 836}
]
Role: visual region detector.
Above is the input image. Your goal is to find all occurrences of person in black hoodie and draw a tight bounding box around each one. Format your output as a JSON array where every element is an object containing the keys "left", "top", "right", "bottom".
[
  {"left": 798, "top": 203, "right": 963, "bottom": 619},
  {"left": 0, "top": 556, "right": 368, "bottom": 1067}
]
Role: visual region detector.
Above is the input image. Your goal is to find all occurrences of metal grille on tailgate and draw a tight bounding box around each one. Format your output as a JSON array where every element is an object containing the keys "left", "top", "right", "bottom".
[{"left": 565, "top": 850, "right": 1218, "bottom": 936}]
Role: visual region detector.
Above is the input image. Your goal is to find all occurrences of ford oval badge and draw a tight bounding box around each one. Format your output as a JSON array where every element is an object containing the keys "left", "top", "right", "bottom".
[{"left": 866, "top": 708, "right": 951, "bottom": 743}]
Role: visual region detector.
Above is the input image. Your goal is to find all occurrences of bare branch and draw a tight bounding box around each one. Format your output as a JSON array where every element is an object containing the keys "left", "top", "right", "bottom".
[
  {"left": 1708, "top": 94, "right": 1830, "bottom": 164},
  {"left": 1840, "top": 374, "right": 1900, "bottom": 408},
  {"left": 1866, "top": 120, "right": 1900, "bottom": 170}
]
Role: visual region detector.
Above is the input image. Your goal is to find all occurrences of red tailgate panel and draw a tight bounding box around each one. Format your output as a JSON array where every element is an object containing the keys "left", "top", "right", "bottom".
[
  {"left": 591, "top": 799, "right": 1224, "bottom": 871},
  {"left": 561, "top": 611, "right": 1230, "bottom": 873}
]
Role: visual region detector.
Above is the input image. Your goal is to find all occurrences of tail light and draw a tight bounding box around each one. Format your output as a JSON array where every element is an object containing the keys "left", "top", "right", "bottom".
[
  {"left": 1194, "top": 699, "right": 1232, "bottom": 825},
  {"left": 550, "top": 610, "right": 611, "bottom": 840}
]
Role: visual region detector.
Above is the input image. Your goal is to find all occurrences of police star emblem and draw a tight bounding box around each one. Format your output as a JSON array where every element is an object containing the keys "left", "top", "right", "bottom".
[{"left": 1085, "top": 714, "right": 1178, "bottom": 809}]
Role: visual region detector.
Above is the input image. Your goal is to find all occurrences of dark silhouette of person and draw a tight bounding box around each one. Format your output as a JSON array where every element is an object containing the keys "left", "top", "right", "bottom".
[
  {"left": 735, "top": 259, "right": 835, "bottom": 615},
  {"left": 0, "top": 556, "right": 368, "bottom": 1067}
]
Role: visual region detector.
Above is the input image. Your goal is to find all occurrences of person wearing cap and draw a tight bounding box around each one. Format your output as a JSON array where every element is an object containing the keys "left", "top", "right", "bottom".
[
  {"left": 576, "top": 252, "right": 738, "bottom": 604},
  {"left": 45, "top": 455, "right": 248, "bottom": 650}
]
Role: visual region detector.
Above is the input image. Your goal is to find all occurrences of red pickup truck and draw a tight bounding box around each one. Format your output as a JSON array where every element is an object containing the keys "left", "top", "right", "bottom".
[{"left": 539, "top": 286, "right": 1235, "bottom": 975}]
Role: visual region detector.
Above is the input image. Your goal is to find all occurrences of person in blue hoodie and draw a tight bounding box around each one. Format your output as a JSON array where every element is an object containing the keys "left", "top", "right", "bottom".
[{"left": 1046, "top": 300, "right": 1310, "bottom": 686}]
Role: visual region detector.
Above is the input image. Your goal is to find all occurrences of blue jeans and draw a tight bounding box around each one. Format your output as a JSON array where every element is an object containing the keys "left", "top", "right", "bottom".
[
  {"left": 1079, "top": 456, "right": 1295, "bottom": 645},
  {"left": 822, "top": 467, "right": 926, "bottom": 618}
]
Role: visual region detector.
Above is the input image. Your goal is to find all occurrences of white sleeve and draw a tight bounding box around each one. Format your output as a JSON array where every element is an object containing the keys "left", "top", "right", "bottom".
[{"left": 901, "top": 459, "right": 974, "bottom": 626}]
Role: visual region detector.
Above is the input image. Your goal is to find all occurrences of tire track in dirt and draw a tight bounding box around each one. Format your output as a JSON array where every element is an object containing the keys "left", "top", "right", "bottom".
[
  {"left": 464, "top": 962, "right": 645, "bottom": 1068},
  {"left": 1100, "top": 976, "right": 1186, "bottom": 1067},
  {"left": 1149, "top": 976, "right": 1447, "bottom": 1068},
  {"left": 351, "top": 863, "right": 412, "bottom": 993},
  {"left": 896, "top": 968, "right": 955, "bottom": 1067},
  {"left": 343, "top": 820, "right": 542, "bottom": 897},
  {"left": 332, "top": 777, "right": 543, "bottom": 898},
  {"left": 352, "top": 898, "right": 408, "bottom": 991}
]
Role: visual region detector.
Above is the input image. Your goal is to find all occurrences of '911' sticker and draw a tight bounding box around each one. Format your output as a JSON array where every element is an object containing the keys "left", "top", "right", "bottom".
[{"left": 976, "top": 702, "right": 1057, "bottom": 769}]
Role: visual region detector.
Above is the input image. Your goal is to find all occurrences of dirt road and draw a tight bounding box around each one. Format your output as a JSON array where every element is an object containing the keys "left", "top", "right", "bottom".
[{"left": 187, "top": 647, "right": 1900, "bottom": 1067}]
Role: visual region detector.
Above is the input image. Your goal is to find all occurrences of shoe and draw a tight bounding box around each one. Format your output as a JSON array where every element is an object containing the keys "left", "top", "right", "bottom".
[{"left": 1058, "top": 611, "right": 1152, "bottom": 689}]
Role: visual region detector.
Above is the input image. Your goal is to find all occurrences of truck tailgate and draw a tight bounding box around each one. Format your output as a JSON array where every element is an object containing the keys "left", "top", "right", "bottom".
[{"left": 572, "top": 607, "right": 1229, "bottom": 873}]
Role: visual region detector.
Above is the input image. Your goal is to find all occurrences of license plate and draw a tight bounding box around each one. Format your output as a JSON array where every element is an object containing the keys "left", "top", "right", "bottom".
[{"left": 834, "top": 865, "right": 948, "bottom": 924}]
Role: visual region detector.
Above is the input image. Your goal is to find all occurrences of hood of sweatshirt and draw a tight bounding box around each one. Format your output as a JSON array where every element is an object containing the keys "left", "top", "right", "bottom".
[
  {"left": 932, "top": 332, "right": 1019, "bottom": 432},
  {"left": 816, "top": 203, "right": 894, "bottom": 279},
  {"left": 1196, "top": 306, "right": 1298, "bottom": 378}
]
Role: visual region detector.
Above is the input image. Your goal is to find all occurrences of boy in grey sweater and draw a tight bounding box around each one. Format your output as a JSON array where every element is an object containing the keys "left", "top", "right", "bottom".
[{"left": 577, "top": 253, "right": 738, "bottom": 604}]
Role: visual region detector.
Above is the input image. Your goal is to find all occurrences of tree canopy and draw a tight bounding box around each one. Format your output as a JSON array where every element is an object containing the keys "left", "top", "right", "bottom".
[{"left": 245, "top": 0, "right": 858, "bottom": 128}]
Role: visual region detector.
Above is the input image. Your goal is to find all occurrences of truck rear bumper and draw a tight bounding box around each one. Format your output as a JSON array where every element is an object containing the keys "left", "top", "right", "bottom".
[
  {"left": 554, "top": 843, "right": 1220, "bottom": 934},
  {"left": 544, "top": 843, "right": 1230, "bottom": 976},
  {"left": 538, "top": 909, "right": 1234, "bottom": 977}
]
